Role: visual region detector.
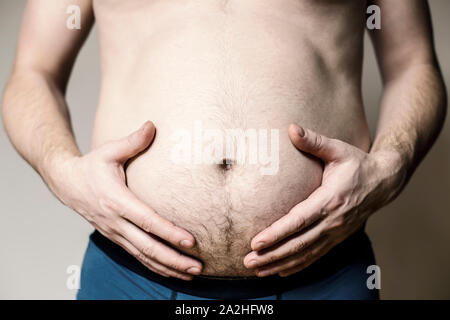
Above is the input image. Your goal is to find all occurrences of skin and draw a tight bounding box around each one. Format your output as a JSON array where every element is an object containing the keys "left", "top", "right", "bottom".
[
  {"left": 2, "top": 0, "right": 447, "bottom": 281},
  {"left": 244, "top": 1, "right": 448, "bottom": 277}
]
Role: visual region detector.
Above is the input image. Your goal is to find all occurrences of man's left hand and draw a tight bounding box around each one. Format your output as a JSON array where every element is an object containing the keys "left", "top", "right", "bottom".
[{"left": 244, "top": 123, "right": 406, "bottom": 277}]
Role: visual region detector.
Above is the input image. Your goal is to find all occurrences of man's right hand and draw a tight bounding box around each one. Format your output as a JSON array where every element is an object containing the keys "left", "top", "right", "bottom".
[{"left": 51, "top": 121, "right": 203, "bottom": 280}]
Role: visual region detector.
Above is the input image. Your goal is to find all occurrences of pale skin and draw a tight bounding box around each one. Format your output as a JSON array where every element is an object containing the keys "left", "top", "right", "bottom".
[
  {"left": 244, "top": 1, "right": 448, "bottom": 277},
  {"left": 2, "top": 0, "right": 447, "bottom": 281}
]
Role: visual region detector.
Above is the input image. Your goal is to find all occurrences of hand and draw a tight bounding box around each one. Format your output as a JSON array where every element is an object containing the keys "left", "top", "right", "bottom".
[
  {"left": 244, "top": 123, "right": 406, "bottom": 277},
  {"left": 52, "top": 121, "right": 203, "bottom": 280}
]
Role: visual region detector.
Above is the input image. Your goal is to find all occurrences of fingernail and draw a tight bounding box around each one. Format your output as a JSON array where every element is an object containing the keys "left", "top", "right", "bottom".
[
  {"left": 187, "top": 267, "right": 201, "bottom": 275},
  {"left": 247, "top": 260, "right": 258, "bottom": 269},
  {"left": 180, "top": 240, "right": 193, "bottom": 248},
  {"left": 180, "top": 239, "right": 193, "bottom": 247},
  {"left": 254, "top": 241, "right": 265, "bottom": 251},
  {"left": 296, "top": 125, "right": 305, "bottom": 137},
  {"left": 140, "top": 122, "right": 148, "bottom": 131}
]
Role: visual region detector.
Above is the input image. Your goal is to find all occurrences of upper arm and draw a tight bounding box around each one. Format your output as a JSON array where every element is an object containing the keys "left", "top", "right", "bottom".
[
  {"left": 368, "top": 0, "right": 437, "bottom": 82},
  {"left": 13, "top": 0, "right": 94, "bottom": 89}
]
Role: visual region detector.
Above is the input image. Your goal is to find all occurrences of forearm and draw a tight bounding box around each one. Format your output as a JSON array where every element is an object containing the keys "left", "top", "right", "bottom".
[
  {"left": 2, "top": 69, "right": 81, "bottom": 189},
  {"left": 370, "top": 63, "right": 447, "bottom": 189}
]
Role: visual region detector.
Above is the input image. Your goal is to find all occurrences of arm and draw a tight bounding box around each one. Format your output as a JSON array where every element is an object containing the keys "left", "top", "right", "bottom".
[
  {"left": 2, "top": 0, "right": 202, "bottom": 280},
  {"left": 369, "top": 0, "right": 447, "bottom": 184},
  {"left": 244, "top": 0, "right": 447, "bottom": 277},
  {"left": 2, "top": 0, "right": 93, "bottom": 179}
]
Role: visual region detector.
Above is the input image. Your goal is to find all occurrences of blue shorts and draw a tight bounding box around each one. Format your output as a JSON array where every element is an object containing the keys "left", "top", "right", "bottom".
[{"left": 76, "top": 227, "right": 379, "bottom": 300}]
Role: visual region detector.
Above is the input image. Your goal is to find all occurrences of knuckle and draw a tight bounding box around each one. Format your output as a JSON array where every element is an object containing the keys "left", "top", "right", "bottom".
[
  {"left": 111, "top": 220, "right": 124, "bottom": 234},
  {"left": 98, "top": 197, "right": 119, "bottom": 213},
  {"left": 326, "top": 194, "right": 346, "bottom": 212},
  {"left": 293, "top": 239, "right": 306, "bottom": 252},
  {"left": 100, "top": 224, "right": 115, "bottom": 237},
  {"left": 136, "top": 251, "right": 147, "bottom": 262},
  {"left": 267, "top": 254, "right": 278, "bottom": 264},
  {"left": 319, "top": 206, "right": 328, "bottom": 218},
  {"left": 168, "top": 253, "right": 184, "bottom": 270},
  {"left": 140, "top": 217, "right": 154, "bottom": 232},
  {"left": 117, "top": 208, "right": 127, "bottom": 218},
  {"left": 104, "top": 220, "right": 119, "bottom": 234},
  {"left": 294, "top": 215, "right": 306, "bottom": 230},
  {"left": 141, "top": 245, "right": 156, "bottom": 259},
  {"left": 137, "top": 253, "right": 155, "bottom": 269},
  {"left": 313, "top": 133, "right": 323, "bottom": 150}
]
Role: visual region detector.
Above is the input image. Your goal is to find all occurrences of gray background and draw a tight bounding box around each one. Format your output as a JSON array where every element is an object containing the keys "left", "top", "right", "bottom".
[{"left": 1, "top": 0, "right": 449, "bottom": 299}]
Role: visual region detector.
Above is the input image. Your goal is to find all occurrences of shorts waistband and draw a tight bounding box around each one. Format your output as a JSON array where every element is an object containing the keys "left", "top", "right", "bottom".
[{"left": 90, "top": 226, "right": 371, "bottom": 299}]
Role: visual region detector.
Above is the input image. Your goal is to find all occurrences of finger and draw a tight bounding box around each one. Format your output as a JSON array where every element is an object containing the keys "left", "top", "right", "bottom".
[
  {"left": 288, "top": 124, "right": 347, "bottom": 162},
  {"left": 121, "top": 220, "right": 203, "bottom": 276},
  {"left": 278, "top": 243, "right": 331, "bottom": 277},
  {"left": 245, "top": 224, "right": 323, "bottom": 269},
  {"left": 105, "top": 231, "right": 170, "bottom": 278},
  {"left": 97, "top": 227, "right": 171, "bottom": 277},
  {"left": 115, "top": 234, "right": 194, "bottom": 280},
  {"left": 255, "top": 238, "right": 329, "bottom": 277},
  {"left": 114, "top": 187, "right": 197, "bottom": 249},
  {"left": 114, "top": 235, "right": 170, "bottom": 278},
  {"left": 251, "top": 186, "right": 330, "bottom": 251},
  {"left": 103, "top": 121, "right": 156, "bottom": 163}
]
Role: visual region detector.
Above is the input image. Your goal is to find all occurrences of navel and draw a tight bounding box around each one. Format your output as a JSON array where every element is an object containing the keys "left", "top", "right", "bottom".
[{"left": 219, "top": 158, "right": 234, "bottom": 171}]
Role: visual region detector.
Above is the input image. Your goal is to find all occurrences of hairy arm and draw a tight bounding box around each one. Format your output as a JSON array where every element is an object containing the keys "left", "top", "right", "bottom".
[
  {"left": 244, "top": 0, "right": 447, "bottom": 277},
  {"left": 2, "top": 0, "right": 93, "bottom": 187},
  {"left": 369, "top": 0, "right": 447, "bottom": 188},
  {"left": 2, "top": 0, "right": 202, "bottom": 280}
]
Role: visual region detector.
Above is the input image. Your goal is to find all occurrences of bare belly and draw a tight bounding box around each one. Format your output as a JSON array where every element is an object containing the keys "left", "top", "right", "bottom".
[
  {"left": 124, "top": 118, "right": 324, "bottom": 276},
  {"left": 90, "top": 2, "right": 370, "bottom": 276}
]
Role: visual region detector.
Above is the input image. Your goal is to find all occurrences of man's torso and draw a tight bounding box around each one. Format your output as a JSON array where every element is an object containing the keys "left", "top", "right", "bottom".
[{"left": 90, "top": 0, "right": 371, "bottom": 276}]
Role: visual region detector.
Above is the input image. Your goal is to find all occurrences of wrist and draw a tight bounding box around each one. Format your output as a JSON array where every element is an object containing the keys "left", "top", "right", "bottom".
[
  {"left": 39, "top": 150, "right": 82, "bottom": 202},
  {"left": 371, "top": 149, "right": 409, "bottom": 202}
]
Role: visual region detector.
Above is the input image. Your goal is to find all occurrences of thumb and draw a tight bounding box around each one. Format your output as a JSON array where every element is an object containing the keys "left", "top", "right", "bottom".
[
  {"left": 288, "top": 123, "right": 346, "bottom": 162},
  {"left": 104, "top": 121, "right": 156, "bottom": 163}
]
